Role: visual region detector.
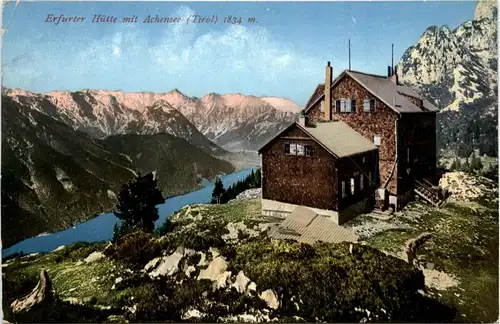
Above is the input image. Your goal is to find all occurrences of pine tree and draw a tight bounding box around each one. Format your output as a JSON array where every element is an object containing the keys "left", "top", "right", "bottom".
[
  {"left": 469, "top": 152, "right": 483, "bottom": 172},
  {"left": 114, "top": 172, "right": 164, "bottom": 234},
  {"left": 211, "top": 177, "right": 226, "bottom": 204}
]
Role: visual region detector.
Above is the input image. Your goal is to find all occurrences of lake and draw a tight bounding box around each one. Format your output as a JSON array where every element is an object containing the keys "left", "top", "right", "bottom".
[{"left": 2, "top": 168, "right": 257, "bottom": 258}]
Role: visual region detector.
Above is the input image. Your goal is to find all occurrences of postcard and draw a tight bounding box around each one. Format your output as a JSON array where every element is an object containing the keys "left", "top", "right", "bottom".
[{"left": 1, "top": 0, "right": 498, "bottom": 323}]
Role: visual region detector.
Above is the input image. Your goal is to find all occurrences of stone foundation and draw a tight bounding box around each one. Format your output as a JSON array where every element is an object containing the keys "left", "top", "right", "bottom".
[
  {"left": 389, "top": 189, "right": 415, "bottom": 211},
  {"left": 261, "top": 198, "right": 373, "bottom": 225}
]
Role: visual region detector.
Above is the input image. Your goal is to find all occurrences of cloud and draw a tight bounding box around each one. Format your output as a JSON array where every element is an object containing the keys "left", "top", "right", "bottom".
[{"left": 3, "top": 5, "right": 323, "bottom": 102}]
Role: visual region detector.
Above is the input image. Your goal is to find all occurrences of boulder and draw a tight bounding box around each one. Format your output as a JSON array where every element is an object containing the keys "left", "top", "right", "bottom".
[
  {"left": 233, "top": 270, "right": 251, "bottom": 293},
  {"left": 259, "top": 289, "right": 279, "bottom": 310},
  {"left": 84, "top": 251, "right": 105, "bottom": 263},
  {"left": 197, "top": 256, "right": 228, "bottom": 281},
  {"left": 247, "top": 282, "right": 257, "bottom": 294},
  {"left": 11, "top": 270, "right": 53, "bottom": 313},
  {"left": 149, "top": 248, "right": 184, "bottom": 278},
  {"left": 144, "top": 257, "right": 162, "bottom": 272},
  {"left": 52, "top": 245, "right": 66, "bottom": 252},
  {"left": 213, "top": 271, "right": 232, "bottom": 290}
]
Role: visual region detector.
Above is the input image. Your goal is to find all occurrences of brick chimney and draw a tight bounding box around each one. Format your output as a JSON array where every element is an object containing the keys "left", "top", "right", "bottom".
[
  {"left": 389, "top": 65, "right": 400, "bottom": 85},
  {"left": 324, "top": 61, "right": 333, "bottom": 120}
]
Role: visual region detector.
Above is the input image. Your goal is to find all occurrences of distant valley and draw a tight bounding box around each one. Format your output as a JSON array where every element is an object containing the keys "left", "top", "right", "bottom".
[{"left": 1, "top": 96, "right": 234, "bottom": 248}]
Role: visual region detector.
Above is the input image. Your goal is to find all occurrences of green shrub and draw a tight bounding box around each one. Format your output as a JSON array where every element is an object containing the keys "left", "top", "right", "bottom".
[{"left": 105, "top": 230, "right": 164, "bottom": 267}]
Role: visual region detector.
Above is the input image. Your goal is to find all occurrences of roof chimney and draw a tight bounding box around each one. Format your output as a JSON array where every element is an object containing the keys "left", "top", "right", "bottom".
[
  {"left": 389, "top": 65, "right": 400, "bottom": 85},
  {"left": 324, "top": 61, "right": 333, "bottom": 121},
  {"left": 298, "top": 109, "right": 308, "bottom": 127}
]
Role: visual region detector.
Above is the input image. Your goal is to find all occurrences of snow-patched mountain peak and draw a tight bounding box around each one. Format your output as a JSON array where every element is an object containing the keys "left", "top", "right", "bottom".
[
  {"left": 398, "top": 0, "right": 497, "bottom": 112},
  {"left": 475, "top": 0, "right": 497, "bottom": 21},
  {"left": 398, "top": 0, "right": 498, "bottom": 157}
]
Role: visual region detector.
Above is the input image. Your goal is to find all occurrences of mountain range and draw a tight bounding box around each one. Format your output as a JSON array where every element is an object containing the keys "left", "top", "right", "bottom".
[
  {"left": 3, "top": 88, "right": 302, "bottom": 151},
  {"left": 398, "top": 0, "right": 498, "bottom": 157}
]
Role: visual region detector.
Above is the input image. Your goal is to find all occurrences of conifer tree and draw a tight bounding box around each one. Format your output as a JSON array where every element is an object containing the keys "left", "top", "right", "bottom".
[
  {"left": 114, "top": 172, "right": 164, "bottom": 234},
  {"left": 211, "top": 177, "right": 226, "bottom": 204}
]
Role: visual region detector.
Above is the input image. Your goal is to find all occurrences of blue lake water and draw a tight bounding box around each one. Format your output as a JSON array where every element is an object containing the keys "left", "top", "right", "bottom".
[{"left": 2, "top": 168, "right": 257, "bottom": 258}]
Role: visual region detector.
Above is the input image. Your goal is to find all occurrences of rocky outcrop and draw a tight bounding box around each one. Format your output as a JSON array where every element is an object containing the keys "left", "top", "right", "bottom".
[
  {"left": 439, "top": 171, "right": 498, "bottom": 201},
  {"left": 11, "top": 270, "right": 53, "bottom": 313},
  {"left": 197, "top": 256, "right": 231, "bottom": 290},
  {"left": 234, "top": 188, "right": 262, "bottom": 201},
  {"left": 84, "top": 251, "right": 105, "bottom": 263},
  {"left": 398, "top": 0, "right": 498, "bottom": 155}
]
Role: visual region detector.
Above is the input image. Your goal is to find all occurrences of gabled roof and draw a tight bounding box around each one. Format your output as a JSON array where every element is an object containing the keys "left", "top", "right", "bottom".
[
  {"left": 258, "top": 120, "right": 377, "bottom": 159},
  {"left": 304, "top": 70, "right": 439, "bottom": 114}
]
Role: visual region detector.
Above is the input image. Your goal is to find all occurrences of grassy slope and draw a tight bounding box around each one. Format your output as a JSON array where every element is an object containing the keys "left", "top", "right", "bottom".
[
  {"left": 3, "top": 199, "right": 452, "bottom": 323},
  {"left": 347, "top": 196, "right": 499, "bottom": 322}
]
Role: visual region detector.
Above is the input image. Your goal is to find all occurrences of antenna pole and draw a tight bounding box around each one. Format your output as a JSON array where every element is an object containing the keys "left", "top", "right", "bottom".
[{"left": 348, "top": 39, "right": 351, "bottom": 71}]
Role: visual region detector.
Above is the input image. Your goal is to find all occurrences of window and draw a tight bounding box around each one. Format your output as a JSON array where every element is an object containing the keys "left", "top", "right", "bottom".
[
  {"left": 350, "top": 178, "right": 355, "bottom": 195},
  {"left": 360, "top": 174, "right": 364, "bottom": 191},
  {"left": 374, "top": 135, "right": 381, "bottom": 146},
  {"left": 364, "top": 98, "right": 375, "bottom": 112},
  {"left": 340, "top": 99, "right": 352, "bottom": 112},
  {"left": 304, "top": 145, "right": 314, "bottom": 156},
  {"left": 320, "top": 100, "right": 325, "bottom": 112},
  {"left": 341, "top": 181, "right": 346, "bottom": 198},
  {"left": 286, "top": 143, "right": 313, "bottom": 156},
  {"left": 297, "top": 144, "right": 305, "bottom": 156}
]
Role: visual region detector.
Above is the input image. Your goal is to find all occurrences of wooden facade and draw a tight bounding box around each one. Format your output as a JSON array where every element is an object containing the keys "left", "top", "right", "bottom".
[
  {"left": 305, "top": 69, "right": 438, "bottom": 210},
  {"left": 260, "top": 123, "right": 376, "bottom": 213}
]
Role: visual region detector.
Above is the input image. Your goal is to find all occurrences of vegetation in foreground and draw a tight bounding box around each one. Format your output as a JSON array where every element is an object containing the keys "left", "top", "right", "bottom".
[
  {"left": 3, "top": 198, "right": 457, "bottom": 323},
  {"left": 346, "top": 188, "right": 499, "bottom": 322}
]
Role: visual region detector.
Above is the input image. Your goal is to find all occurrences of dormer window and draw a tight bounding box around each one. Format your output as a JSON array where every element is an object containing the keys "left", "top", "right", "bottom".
[{"left": 363, "top": 98, "right": 375, "bottom": 112}]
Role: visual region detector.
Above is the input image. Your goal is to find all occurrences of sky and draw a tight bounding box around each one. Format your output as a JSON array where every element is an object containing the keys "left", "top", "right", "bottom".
[{"left": 2, "top": 1, "right": 477, "bottom": 106}]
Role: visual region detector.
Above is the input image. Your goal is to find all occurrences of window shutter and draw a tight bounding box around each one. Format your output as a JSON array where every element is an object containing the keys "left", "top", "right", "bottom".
[
  {"left": 370, "top": 99, "right": 376, "bottom": 111},
  {"left": 297, "top": 144, "right": 305, "bottom": 156},
  {"left": 341, "top": 181, "right": 346, "bottom": 198},
  {"left": 284, "top": 143, "right": 290, "bottom": 154},
  {"left": 360, "top": 174, "right": 364, "bottom": 191},
  {"left": 351, "top": 99, "right": 356, "bottom": 112},
  {"left": 363, "top": 99, "right": 370, "bottom": 112},
  {"left": 336, "top": 100, "right": 341, "bottom": 112}
]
